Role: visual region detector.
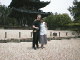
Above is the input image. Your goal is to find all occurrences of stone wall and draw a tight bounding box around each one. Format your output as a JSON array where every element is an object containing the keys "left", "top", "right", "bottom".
[{"left": 0, "top": 30, "right": 79, "bottom": 40}]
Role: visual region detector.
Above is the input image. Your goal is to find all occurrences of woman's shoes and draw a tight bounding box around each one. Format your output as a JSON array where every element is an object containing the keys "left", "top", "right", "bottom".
[
  {"left": 41, "top": 47, "right": 43, "bottom": 49},
  {"left": 41, "top": 45, "right": 44, "bottom": 49}
]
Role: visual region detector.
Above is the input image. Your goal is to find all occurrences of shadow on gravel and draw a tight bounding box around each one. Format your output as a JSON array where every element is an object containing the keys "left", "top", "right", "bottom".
[
  {"left": 0, "top": 38, "right": 33, "bottom": 43},
  {"left": 0, "top": 37, "right": 79, "bottom": 43}
]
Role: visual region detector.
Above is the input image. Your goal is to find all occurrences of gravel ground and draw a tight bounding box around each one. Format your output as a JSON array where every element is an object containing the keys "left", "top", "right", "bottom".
[{"left": 0, "top": 38, "right": 80, "bottom": 60}]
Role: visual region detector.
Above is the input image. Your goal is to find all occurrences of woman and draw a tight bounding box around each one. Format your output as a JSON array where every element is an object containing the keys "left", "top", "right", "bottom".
[{"left": 39, "top": 19, "right": 47, "bottom": 49}]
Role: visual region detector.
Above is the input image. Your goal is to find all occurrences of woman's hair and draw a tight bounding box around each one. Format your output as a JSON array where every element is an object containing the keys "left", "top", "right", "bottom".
[{"left": 37, "top": 14, "right": 41, "bottom": 18}]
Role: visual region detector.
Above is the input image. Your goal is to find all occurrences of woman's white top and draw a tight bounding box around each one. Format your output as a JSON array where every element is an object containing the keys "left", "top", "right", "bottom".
[{"left": 40, "top": 22, "right": 47, "bottom": 35}]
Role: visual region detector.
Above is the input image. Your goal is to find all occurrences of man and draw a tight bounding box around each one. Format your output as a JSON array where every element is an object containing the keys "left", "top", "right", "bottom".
[{"left": 32, "top": 14, "right": 41, "bottom": 50}]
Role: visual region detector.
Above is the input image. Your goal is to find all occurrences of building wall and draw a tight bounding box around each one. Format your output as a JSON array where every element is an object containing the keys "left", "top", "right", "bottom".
[{"left": 0, "top": 30, "right": 79, "bottom": 40}]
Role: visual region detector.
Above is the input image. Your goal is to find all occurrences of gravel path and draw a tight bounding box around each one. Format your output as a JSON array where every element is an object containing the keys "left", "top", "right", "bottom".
[{"left": 0, "top": 38, "right": 80, "bottom": 60}]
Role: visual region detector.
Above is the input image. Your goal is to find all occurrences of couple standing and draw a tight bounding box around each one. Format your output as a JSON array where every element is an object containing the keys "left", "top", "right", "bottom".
[{"left": 32, "top": 14, "right": 47, "bottom": 50}]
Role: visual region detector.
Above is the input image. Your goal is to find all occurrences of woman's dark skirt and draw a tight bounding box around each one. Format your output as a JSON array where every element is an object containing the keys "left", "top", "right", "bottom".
[{"left": 39, "top": 35, "right": 47, "bottom": 45}]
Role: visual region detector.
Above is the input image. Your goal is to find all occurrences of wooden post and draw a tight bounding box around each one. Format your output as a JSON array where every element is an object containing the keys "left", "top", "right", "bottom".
[
  {"left": 19, "top": 32, "right": 21, "bottom": 38},
  {"left": 5, "top": 32, "right": 7, "bottom": 38}
]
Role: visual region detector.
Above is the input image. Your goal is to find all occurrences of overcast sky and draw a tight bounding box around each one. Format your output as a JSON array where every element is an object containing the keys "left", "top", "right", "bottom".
[{"left": 0, "top": 0, "right": 80, "bottom": 19}]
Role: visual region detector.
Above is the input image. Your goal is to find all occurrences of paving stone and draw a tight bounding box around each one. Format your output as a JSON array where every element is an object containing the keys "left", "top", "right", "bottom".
[{"left": 0, "top": 38, "right": 80, "bottom": 60}]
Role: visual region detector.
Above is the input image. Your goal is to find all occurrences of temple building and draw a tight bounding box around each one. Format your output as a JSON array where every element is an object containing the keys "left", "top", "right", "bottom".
[{"left": 9, "top": 0, "right": 51, "bottom": 27}]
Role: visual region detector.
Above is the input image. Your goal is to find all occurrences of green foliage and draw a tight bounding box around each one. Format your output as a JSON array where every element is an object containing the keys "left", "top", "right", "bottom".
[
  {"left": 0, "top": 5, "right": 17, "bottom": 27},
  {"left": 44, "top": 13, "right": 72, "bottom": 30},
  {"left": 67, "top": 22, "right": 80, "bottom": 30},
  {"left": 68, "top": 0, "right": 80, "bottom": 31},
  {"left": 68, "top": 0, "right": 80, "bottom": 22}
]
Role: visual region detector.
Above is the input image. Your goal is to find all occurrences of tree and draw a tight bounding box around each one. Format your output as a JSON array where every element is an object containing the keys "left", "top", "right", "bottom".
[
  {"left": 0, "top": 5, "right": 17, "bottom": 27},
  {"left": 0, "top": 5, "right": 11, "bottom": 25},
  {"left": 68, "top": 0, "right": 80, "bottom": 22},
  {"left": 68, "top": 0, "right": 80, "bottom": 32},
  {"left": 44, "top": 13, "right": 72, "bottom": 30}
]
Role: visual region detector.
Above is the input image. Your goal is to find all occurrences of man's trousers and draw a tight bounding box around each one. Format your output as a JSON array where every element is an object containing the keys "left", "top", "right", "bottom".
[{"left": 32, "top": 32, "right": 40, "bottom": 48}]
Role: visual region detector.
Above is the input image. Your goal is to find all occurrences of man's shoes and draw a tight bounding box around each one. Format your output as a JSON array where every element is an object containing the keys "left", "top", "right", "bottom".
[
  {"left": 37, "top": 47, "right": 39, "bottom": 49},
  {"left": 33, "top": 47, "right": 36, "bottom": 50}
]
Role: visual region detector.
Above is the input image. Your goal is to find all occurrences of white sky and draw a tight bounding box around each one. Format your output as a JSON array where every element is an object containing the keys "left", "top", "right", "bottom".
[{"left": 0, "top": 0, "right": 80, "bottom": 19}]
